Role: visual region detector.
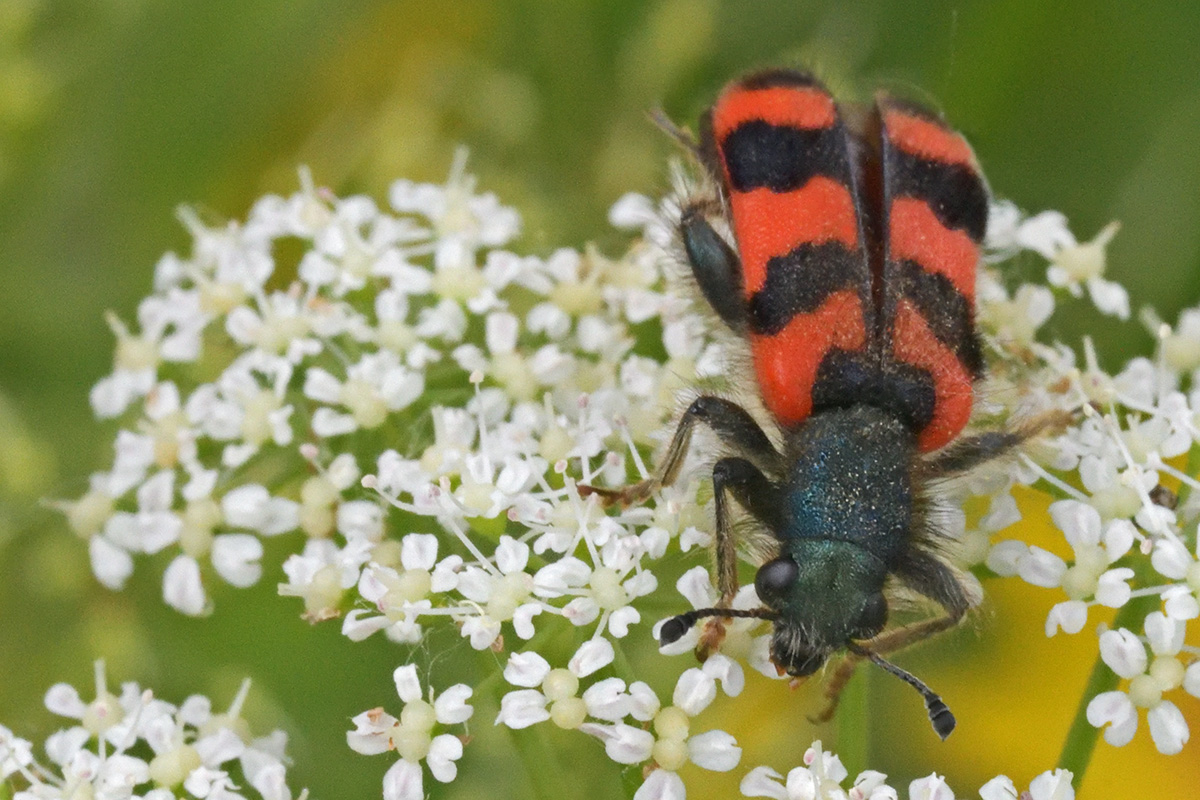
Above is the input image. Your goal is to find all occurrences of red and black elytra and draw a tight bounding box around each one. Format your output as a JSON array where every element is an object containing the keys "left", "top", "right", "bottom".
[
  {"left": 582, "top": 68, "right": 1055, "bottom": 741},
  {"left": 700, "top": 68, "right": 987, "bottom": 451}
]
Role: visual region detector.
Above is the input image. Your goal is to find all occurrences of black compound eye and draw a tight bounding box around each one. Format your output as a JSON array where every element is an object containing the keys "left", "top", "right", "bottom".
[
  {"left": 755, "top": 557, "right": 799, "bottom": 602},
  {"left": 855, "top": 593, "right": 888, "bottom": 637}
]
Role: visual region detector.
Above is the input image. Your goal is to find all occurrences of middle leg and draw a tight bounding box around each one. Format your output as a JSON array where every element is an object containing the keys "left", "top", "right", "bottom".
[{"left": 580, "top": 395, "right": 782, "bottom": 506}]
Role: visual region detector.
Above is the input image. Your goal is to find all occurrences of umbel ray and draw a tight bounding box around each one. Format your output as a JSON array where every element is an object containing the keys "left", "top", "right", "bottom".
[{"left": 583, "top": 68, "right": 1064, "bottom": 739}]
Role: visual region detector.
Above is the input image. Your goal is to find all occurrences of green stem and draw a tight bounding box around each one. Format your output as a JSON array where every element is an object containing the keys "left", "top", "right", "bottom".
[
  {"left": 610, "top": 636, "right": 639, "bottom": 684},
  {"left": 507, "top": 723, "right": 574, "bottom": 800},
  {"left": 834, "top": 667, "right": 869, "bottom": 778},
  {"left": 1055, "top": 594, "right": 1157, "bottom": 780}
]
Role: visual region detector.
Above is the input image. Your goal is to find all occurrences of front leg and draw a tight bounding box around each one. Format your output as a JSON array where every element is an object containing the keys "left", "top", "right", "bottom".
[
  {"left": 698, "top": 456, "right": 783, "bottom": 658},
  {"left": 813, "top": 550, "right": 972, "bottom": 723}
]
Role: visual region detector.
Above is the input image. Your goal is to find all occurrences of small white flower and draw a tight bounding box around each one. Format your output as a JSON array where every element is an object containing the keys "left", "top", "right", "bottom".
[
  {"left": 1089, "top": 612, "right": 1192, "bottom": 753},
  {"left": 495, "top": 640, "right": 623, "bottom": 731},
  {"left": 348, "top": 665, "right": 473, "bottom": 800},
  {"left": 579, "top": 667, "right": 740, "bottom": 798},
  {"left": 740, "top": 741, "right": 851, "bottom": 800}
]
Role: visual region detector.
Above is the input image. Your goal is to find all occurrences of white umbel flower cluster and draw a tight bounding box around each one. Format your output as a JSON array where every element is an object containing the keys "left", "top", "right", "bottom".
[
  {"left": 0, "top": 661, "right": 300, "bottom": 800},
  {"left": 62, "top": 156, "right": 1200, "bottom": 798},
  {"left": 739, "top": 740, "right": 1076, "bottom": 800}
]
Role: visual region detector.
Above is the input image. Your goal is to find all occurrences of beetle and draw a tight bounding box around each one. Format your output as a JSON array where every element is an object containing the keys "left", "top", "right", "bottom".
[{"left": 583, "top": 68, "right": 1057, "bottom": 739}]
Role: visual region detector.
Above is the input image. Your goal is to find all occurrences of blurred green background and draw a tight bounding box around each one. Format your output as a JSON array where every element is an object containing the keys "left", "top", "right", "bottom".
[{"left": 2, "top": 1, "right": 1200, "bottom": 797}]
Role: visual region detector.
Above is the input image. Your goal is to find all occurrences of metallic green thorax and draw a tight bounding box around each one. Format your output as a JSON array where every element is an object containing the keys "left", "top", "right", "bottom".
[{"left": 756, "top": 404, "right": 916, "bottom": 675}]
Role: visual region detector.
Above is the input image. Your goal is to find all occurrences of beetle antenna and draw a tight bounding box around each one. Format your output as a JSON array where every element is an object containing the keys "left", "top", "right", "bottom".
[
  {"left": 850, "top": 644, "right": 956, "bottom": 740},
  {"left": 658, "top": 607, "right": 779, "bottom": 645},
  {"left": 647, "top": 108, "right": 702, "bottom": 157}
]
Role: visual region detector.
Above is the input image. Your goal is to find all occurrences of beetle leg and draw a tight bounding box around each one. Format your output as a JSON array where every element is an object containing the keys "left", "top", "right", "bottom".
[
  {"left": 812, "top": 551, "right": 973, "bottom": 724},
  {"left": 679, "top": 206, "right": 748, "bottom": 333},
  {"left": 698, "top": 456, "right": 783, "bottom": 658},
  {"left": 921, "top": 409, "right": 1074, "bottom": 478},
  {"left": 579, "top": 395, "right": 781, "bottom": 506},
  {"left": 810, "top": 611, "right": 966, "bottom": 725}
]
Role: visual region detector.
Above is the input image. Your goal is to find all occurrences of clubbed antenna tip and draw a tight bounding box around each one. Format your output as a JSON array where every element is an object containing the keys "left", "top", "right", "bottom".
[{"left": 852, "top": 645, "right": 956, "bottom": 740}]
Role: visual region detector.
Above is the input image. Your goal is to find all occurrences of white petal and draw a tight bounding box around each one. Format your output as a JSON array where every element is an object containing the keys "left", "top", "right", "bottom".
[
  {"left": 981, "top": 492, "right": 1021, "bottom": 531},
  {"left": 485, "top": 312, "right": 520, "bottom": 354},
  {"left": 426, "top": 734, "right": 463, "bottom": 783},
  {"left": 338, "top": 501, "right": 383, "bottom": 541},
  {"left": 513, "top": 602, "right": 542, "bottom": 639},
  {"left": 380, "top": 368, "right": 423, "bottom": 410},
  {"left": 393, "top": 665, "right": 422, "bottom": 703},
  {"left": 1049, "top": 500, "right": 1101, "bottom": 547},
  {"left": 312, "top": 407, "right": 359, "bottom": 436},
  {"left": 434, "top": 685, "right": 474, "bottom": 725},
  {"left": 1098, "top": 628, "right": 1147, "bottom": 678},
  {"left": 302, "top": 368, "right": 343, "bottom": 403},
  {"left": 44, "top": 727, "right": 88, "bottom": 766},
  {"left": 1087, "top": 276, "right": 1129, "bottom": 319},
  {"left": 1101, "top": 520, "right": 1135, "bottom": 560},
  {"left": 400, "top": 533, "right": 438, "bottom": 570},
  {"left": 1144, "top": 610, "right": 1185, "bottom": 655},
  {"left": 1147, "top": 701, "right": 1189, "bottom": 755},
  {"left": 634, "top": 768, "right": 686, "bottom": 800},
  {"left": 1086, "top": 691, "right": 1137, "bottom": 747},
  {"left": 908, "top": 772, "right": 955, "bottom": 800},
  {"left": 462, "top": 616, "right": 501, "bottom": 649},
  {"left": 562, "top": 596, "right": 601, "bottom": 626},
  {"left": 604, "top": 723, "right": 655, "bottom": 764},
  {"left": 852, "top": 769, "right": 897, "bottom": 800},
  {"left": 90, "top": 536, "right": 134, "bottom": 590},
  {"left": 701, "top": 654, "right": 744, "bottom": 697},
  {"left": 1045, "top": 601, "right": 1088, "bottom": 636},
  {"left": 676, "top": 566, "right": 718, "bottom": 609},
  {"left": 1028, "top": 769, "right": 1075, "bottom": 800},
  {"left": 688, "top": 729, "right": 741, "bottom": 771},
  {"left": 195, "top": 727, "right": 245, "bottom": 765},
  {"left": 1015, "top": 209, "right": 1075, "bottom": 258},
  {"left": 504, "top": 652, "right": 551, "bottom": 688},
  {"left": 1016, "top": 546, "right": 1067, "bottom": 588},
  {"left": 494, "top": 690, "right": 549, "bottom": 729},
  {"left": 978, "top": 776, "right": 1017, "bottom": 800},
  {"left": 608, "top": 192, "right": 657, "bottom": 230},
  {"left": 495, "top": 536, "right": 530, "bottom": 574},
  {"left": 627, "top": 681, "right": 661, "bottom": 722},
  {"left": 1183, "top": 661, "right": 1200, "bottom": 698},
  {"left": 248, "top": 760, "right": 290, "bottom": 800},
  {"left": 211, "top": 533, "right": 263, "bottom": 587},
  {"left": 1151, "top": 538, "right": 1192, "bottom": 580},
  {"left": 163, "top": 555, "right": 207, "bottom": 615},
  {"left": 382, "top": 758, "right": 424, "bottom": 800},
  {"left": 608, "top": 606, "right": 640, "bottom": 638},
  {"left": 533, "top": 557, "right": 591, "bottom": 595},
  {"left": 570, "top": 637, "right": 615, "bottom": 678},
  {"left": 673, "top": 668, "right": 716, "bottom": 716},
  {"left": 221, "top": 484, "right": 269, "bottom": 528},
  {"left": 44, "top": 684, "right": 86, "bottom": 718},
  {"left": 739, "top": 765, "right": 788, "bottom": 800},
  {"left": 1093, "top": 568, "right": 1133, "bottom": 608},
  {"left": 341, "top": 609, "right": 390, "bottom": 642},
  {"left": 582, "top": 678, "right": 631, "bottom": 722},
  {"left": 258, "top": 496, "right": 300, "bottom": 536},
  {"left": 986, "top": 540, "right": 1027, "bottom": 577}
]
